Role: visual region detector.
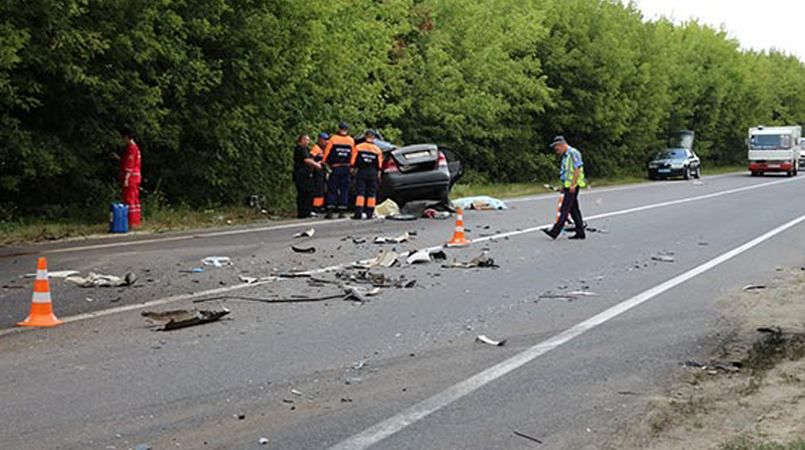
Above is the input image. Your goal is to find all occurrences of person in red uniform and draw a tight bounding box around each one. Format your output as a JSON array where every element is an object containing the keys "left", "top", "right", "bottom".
[
  {"left": 309, "top": 132, "right": 329, "bottom": 214},
  {"left": 323, "top": 122, "right": 356, "bottom": 219},
  {"left": 119, "top": 129, "right": 142, "bottom": 228},
  {"left": 350, "top": 129, "right": 384, "bottom": 219}
]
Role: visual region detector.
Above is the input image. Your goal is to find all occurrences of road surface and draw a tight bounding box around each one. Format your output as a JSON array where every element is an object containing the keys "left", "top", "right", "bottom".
[{"left": 1, "top": 172, "right": 804, "bottom": 449}]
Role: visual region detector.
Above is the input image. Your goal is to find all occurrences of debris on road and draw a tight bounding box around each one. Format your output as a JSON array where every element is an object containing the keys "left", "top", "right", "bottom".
[
  {"left": 651, "top": 254, "right": 676, "bottom": 263},
  {"left": 445, "top": 253, "right": 498, "bottom": 269},
  {"left": 291, "top": 246, "right": 316, "bottom": 254},
  {"left": 238, "top": 275, "right": 275, "bottom": 284},
  {"left": 424, "top": 208, "right": 452, "bottom": 220},
  {"left": 354, "top": 250, "right": 400, "bottom": 269},
  {"left": 543, "top": 183, "right": 560, "bottom": 192},
  {"left": 351, "top": 237, "right": 367, "bottom": 245},
  {"left": 142, "top": 307, "right": 230, "bottom": 331},
  {"left": 475, "top": 334, "right": 507, "bottom": 346},
  {"left": 277, "top": 271, "right": 311, "bottom": 279},
  {"left": 134, "top": 444, "right": 152, "bottom": 450},
  {"left": 742, "top": 284, "right": 767, "bottom": 291},
  {"left": 374, "top": 232, "right": 410, "bottom": 244},
  {"left": 290, "top": 388, "right": 303, "bottom": 396},
  {"left": 537, "top": 290, "right": 597, "bottom": 302},
  {"left": 258, "top": 437, "right": 269, "bottom": 445},
  {"left": 387, "top": 214, "right": 418, "bottom": 221},
  {"left": 352, "top": 359, "right": 367, "bottom": 370},
  {"left": 453, "top": 196, "right": 508, "bottom": 210},
  {"left": 25, "top": 270, "right": 80, "bottom": 279},
  {"left": 374, "top": 199, "right": 400, "bottom": 218},
  {"left": 406, "top": 249, "right": 432, "bottom": 265},
  {"left": 179, "top": 267, "right": 205, "bottom": 274},
  {"left": 565, "top": 290, "right": 597, "bottom": 297},
  {"left": 513, "top": 430, "right": 544, "bottom": 444},
  {"left": 66, "top": 272, "right": 137, "bottom": 288},
  {"left": 202, "top": 256, "right": 232, "bottom": 267},
  {"left": 293, "top": 228, "right": 316, "bottom": 238}
]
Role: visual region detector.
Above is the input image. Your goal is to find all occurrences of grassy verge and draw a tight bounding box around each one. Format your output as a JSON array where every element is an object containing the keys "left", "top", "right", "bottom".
[
  {"left": 0, "top": 206, "right": 280, "bottom": 246},
  {"left": 453, "top": 165, "right": 746, "bottom": 199},
  {"left": 720, "top": 436, "right": 805, "bottom": 450},
  {"left": 1, "top": 165, "right": 747, "bottom": 245}
]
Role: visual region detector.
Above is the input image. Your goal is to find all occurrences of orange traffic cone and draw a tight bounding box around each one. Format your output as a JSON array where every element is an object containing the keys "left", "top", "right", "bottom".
[
  {"left": 446, "top": 207, "right": 471, "bottom": 247},
  {"left": 18, "top": 257, "right": 63, "bottom": 327}
]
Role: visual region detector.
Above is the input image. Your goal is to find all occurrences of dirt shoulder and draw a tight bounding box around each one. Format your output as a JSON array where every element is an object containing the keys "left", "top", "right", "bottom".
[{"left": 609, "top": 267, "right": 805, "bottom": 450}]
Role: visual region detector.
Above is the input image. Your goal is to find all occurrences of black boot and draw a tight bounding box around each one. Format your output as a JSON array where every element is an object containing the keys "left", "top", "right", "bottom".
[{"left": 542, "top": 228, "right": 559, "bottom": 240}]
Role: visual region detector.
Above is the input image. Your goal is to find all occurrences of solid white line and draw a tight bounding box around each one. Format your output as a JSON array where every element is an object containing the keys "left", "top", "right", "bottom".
[
  {"left": 1, "top": 175, "right": 797, "bottom": 337},
  {"left": 40, "top": 218, "right": 350, "bottom": 255},
  {"left": 329, "top": 212, "right": 805, "bottom": 450}
]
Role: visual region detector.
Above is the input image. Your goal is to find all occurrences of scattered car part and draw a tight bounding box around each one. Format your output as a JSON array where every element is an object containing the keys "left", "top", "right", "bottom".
[
  {"left": 475, "top": 335, "right": 507, "bottom": 346},
  {"left": 294, "top": 228, "right": 316, "bottom": 238},
  {"left": 65, "top": 272, "right": 137, "bottom": 288},
  {"left": 202, "top": 256, "right": 232, "bottom": 267},
  {"left": 291, "top": 246, "right": 316, "bottom": 254},
  {"left": 142, "top": 307, "right": 230, "bottom": 331}
]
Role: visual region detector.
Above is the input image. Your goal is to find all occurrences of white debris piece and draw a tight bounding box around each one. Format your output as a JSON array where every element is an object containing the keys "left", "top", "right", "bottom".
[
  {"left": 475, "top": 335, "right": 507, "bottom": 347},
  {"left": 202, "top": 256, "right": 232, "bottom": 267},
  {"left": 294, "top": 228, "right": 315, "bottom": 238},
  {"left": 66, "top": 272, "right": 137, "bottom": 288}
]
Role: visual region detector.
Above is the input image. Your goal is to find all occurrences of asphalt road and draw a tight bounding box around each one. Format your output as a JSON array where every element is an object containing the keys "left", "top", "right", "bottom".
[{"left": 2, "top": 172, "right": 805, "bottom": 449}]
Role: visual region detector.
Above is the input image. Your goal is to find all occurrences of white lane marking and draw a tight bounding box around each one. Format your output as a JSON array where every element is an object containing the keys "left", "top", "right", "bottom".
[
  {"left": 329, "top": 212, "right": 805, "bottom": 450},
  {"left": 37, "top": 218, "right": 349, "bottom": 255},
  {"left": 1, "top": 174, "right": 798, "bottom": 336}
]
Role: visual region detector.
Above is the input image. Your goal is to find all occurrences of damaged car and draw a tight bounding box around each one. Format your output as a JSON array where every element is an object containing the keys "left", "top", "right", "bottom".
[
  {"left": 355, "top": 131, "right": 464, "bottom": 206},
  {"left": 647, "top": 130, "right": 701, "bottom": 180}
]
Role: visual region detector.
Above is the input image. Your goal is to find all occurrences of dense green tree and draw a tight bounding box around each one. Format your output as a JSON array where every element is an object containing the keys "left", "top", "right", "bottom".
[{"left": 2, "top": 0, "right": 805, "bottom": 220}]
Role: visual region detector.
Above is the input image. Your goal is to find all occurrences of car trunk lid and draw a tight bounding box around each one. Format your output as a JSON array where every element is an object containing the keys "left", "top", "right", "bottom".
[{"left": 389, "top": 144, "right": 439, "bottom": 174}]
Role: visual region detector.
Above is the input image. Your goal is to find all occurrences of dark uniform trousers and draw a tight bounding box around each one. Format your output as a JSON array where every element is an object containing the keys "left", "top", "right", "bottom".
[
  {"left": 549, "top": 188, "right": 585, "bottom": 237},
  {"left": 326, "top": 166, "right": 351, "bottom": 212},
  {"left": 294, "top": 173, "right": 314, "bottom": 218},
  {"left": 354, "top": 170, "right": 378, "bottom": 217}
]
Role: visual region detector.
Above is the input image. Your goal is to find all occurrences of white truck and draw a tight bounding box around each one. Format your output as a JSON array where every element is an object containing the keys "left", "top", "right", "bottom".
[{"left": 747, "top": 125, "right": 802, "bottom": 176}]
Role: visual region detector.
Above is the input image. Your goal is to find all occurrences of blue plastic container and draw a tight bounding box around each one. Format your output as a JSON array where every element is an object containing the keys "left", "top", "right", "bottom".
[{"left": 110, "top": 203, "right": 129, "bottom": 233}]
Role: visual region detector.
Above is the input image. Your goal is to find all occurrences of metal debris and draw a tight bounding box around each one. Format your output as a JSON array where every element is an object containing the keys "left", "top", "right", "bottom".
[
  {"left": 290, "top": 389, "right": 303, "bottom": 396},
  {"left": 374, "top": 232, "right": 410, "bottom": 244},
  {"left": 354, "top": 250, "right": 400, "bottom": 269},
  {"left": 142, "top": 308, "right": 230, "bottom": 331},
  {"left": 202, "top": 256, "right": 232, "bottom": 267},
  {"left": 258, "top": 437, "right": 269, "bottom": 445},
  {"left": 651, "top": 254, "right": 676, "bottom": 263},
  {"left": 475, "top": 335, "right": 507, "bottom": 346},
  {"left": 65, "top": 272, "right": 137, "bottom": 288},
  {"left": 742, "top": 284, "right": 767, "bottom": 291},
  {"left": 291, "top": 246, "right": 316, "bottom": 254},
  {"left": 25, "top": 270, "right": 80, "bottom": 279},
  {"left": 238, "top": 275, "right": 275, "bottom": 284},
  {"left": 445, "top": 253, "right": 498, "bottom": 269},
  {"left": 293, "top": 228, "right": 316, "bottom": 238},
  {"left": 352, "top": 360, "right": 367, "bottom": 370},
  {"left": 513, "top": 430, "right": 543, "bottom": 444}
]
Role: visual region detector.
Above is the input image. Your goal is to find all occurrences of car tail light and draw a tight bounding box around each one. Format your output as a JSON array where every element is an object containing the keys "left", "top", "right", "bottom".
[
  {"left": 437, "top": 152, "right": 448, "bottom": 168},
  {"left": 383, "top": 157, "right": 399, "bottom": 173}
]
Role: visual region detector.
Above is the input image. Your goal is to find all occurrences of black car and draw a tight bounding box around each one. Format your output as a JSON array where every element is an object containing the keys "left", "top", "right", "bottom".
[
  {"left": 647, "top": 131, "right": 701, "bottom": 180},
  {"left": 355, "top": 132, "right": 464, "bottom": 205}
]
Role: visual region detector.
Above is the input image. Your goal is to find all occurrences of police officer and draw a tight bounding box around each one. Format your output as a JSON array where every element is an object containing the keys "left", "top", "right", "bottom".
[
  {"left": 351, "top": 129, "right": 384, "bottom": 220},
  {"left": 323, "top": 122, "right": 356, "bottom": 219},
  {"left": 542, "top": 136, "right": 587, "bottom": 240},
  {"left": 309, "top": 132, "right": 329, "bottom": 214},
  {"left": 293, "top": 134, "right": 321, "bottom": 219}
]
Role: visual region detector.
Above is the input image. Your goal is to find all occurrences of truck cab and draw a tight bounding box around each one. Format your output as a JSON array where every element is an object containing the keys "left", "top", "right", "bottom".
[{"left": 747, "top": 125, "right": 802, "bottom": 177}]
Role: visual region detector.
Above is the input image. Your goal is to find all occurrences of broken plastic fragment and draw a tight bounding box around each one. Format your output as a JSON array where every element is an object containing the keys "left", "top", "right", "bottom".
[
  {"left": 374, "top": 232, "right": 410, "bottom": 244},
  {"left": 202, "top": 256, "right": 232, "bottom": 267},
  {"left": 651, "top": 255, "right": 675, "bottom": 263},
  {"left": 142, "top": 307, "right": 230, "bottom": 331},
  {"left": 293, "top": 228, "right": 316, "bottom": 238},
  {"left": 291, "top": 246, "right": 316, "bottom": 254},
  {"left": 65, "top": 272, "right": 137, "bottom": 288},
  {"left": 475, "top": 335, "right": 507, "bottom": 346}
]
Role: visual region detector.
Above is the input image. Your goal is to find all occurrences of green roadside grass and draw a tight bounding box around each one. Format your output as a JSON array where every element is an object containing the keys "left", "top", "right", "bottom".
[{"left": 1, "top": 165, "right": 746, "bottom": 245}]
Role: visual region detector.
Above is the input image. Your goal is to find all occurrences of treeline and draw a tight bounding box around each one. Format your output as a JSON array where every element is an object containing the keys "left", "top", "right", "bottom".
[{"left": 2, "top": 0, "right": 805, "bottom": 220}]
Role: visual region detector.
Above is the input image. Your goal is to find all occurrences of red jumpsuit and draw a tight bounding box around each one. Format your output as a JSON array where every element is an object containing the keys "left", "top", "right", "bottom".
[{"left": 120, "top": 141, "right": 142, "bottom": 227}]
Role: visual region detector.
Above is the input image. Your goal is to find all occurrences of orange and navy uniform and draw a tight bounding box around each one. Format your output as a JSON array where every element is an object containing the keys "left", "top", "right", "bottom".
[
  {"left": 324, "top": 133, "right": 356, "bottom": 211},
  {"left": 309, "top": 143, "right": 326, "bottom": 210},
  {"left": 351, "top": 142, "right": 383, "bottom": 215},
  {"left": 323, "top": 134, "right": 355, "bottom": 168}
]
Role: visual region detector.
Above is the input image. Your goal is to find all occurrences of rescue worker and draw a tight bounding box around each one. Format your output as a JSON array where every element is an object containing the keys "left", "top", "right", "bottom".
[
  {"left": 351, "top": 129, "right": 384, "bottom": 220},
  {"left": 293, "top": 134, "right": 322, "bottom": 219},
  {"left": 542, "top": 135, "right": 587, "bottom": 240},
  {"left": 323, "top": 122, "right": 355, "bottom": 219},
  {"left": 120, "top": 128, "right": 142, "bottom": 228},
  {"left": 309, "top": 132, "right": 329, "bottom": 215}
]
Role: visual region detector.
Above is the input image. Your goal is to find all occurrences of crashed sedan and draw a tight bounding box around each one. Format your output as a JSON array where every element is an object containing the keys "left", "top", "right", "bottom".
[{"left": 355, "top": 132, "right": 464, "bottom": 206}]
